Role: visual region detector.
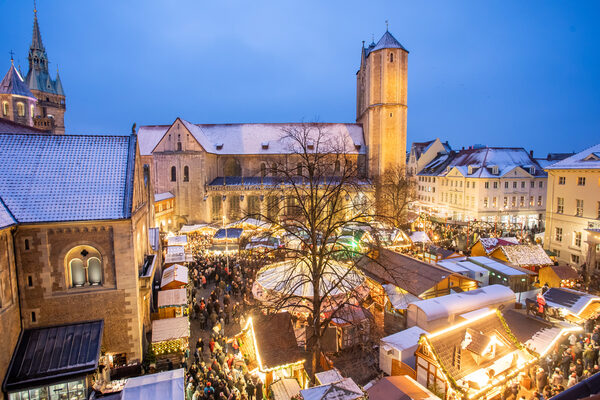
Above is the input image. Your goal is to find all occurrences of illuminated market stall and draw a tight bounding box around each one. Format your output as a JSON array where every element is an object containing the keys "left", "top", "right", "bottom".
[
  {"left": 160, "top": 263, "right": 188, "bottom": 290},
  {"left": 540, "top": 287, "right": 600, "bottom": 324},
  {"left": 157, "top": 288, "right": 188, "bottom": 318},
  {"left": 151, "top": 317, "right": 190, "bottom": 356},
  {"left": 537, "top": 265, "right": 580, "bottom": 288}
]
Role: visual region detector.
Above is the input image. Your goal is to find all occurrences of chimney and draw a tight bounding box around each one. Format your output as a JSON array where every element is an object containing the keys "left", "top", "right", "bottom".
[{"left": 529, "top": 150, "right": 534, "bottom": 158}]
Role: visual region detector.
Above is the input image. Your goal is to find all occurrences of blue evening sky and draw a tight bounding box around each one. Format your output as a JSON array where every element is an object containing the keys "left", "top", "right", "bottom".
[{"left": 1, "top": 1, "right": 599, "bottom": 155}]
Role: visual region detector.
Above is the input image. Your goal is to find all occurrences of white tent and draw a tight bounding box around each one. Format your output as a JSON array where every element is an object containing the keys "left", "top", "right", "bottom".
[
  {"left": 166, "top": 245, "right": 185, "bottom": 255},
  {"left": 151, "top": 317, "right": 190, "bottom": 343},
  {"left": 122, "top": 368, "right": 184, "bottom": 400},
  {"left": 167, "top": 235, "right": 187, "bottom": 246},
  {"left": 161, "top": 264, "right": 188, "bottom": 289},
  {"left": 380, "top": 326, "right": 428, "bottom": 375},
  {"left": 157, "top": 288, "right": 187, "bottom": 308},
  {"left": 410, "top": 231, "right": 431, "bottom": 244}
]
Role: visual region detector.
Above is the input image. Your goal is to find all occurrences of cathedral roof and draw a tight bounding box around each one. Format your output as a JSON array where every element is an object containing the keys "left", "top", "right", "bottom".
[
  {"left": 365, "top": 31, "right": 408, "bottom": 57},
  {"left": 138, "top": 119, "right": 366, "bottom": 157},
  {"left": 0, "top": 133, "right": 136, "bottom": 223},
  {"left": 0, "top": 63, "right": 36, "bottom": 99}
]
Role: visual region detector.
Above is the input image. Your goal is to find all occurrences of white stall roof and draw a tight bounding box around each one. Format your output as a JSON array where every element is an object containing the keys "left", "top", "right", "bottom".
[
  {"left": 456, "top": 260, "right": 489, "bottom": 274},
  {"left": 158, "top": 288, "right": 187, "bottom": 308},
  {"left": 166, "top": 245, "right": 185, "bottom": 255},
  {"left": 164, "top": 253, "right": 186, "bottom": 265},
  {"left": 437, "top": 260, "right": 469, "bottom": 274},
  {"left": 315, "top": 369, "right": 344, "bottom": 385},
  {"left": 468, "top": 256, "right": 536, "bottom": 276},
  {"left": 410, "top": 231, "right": 431, "bottom": 244},
  {"left": 122, "top": 368, "right": 184, "bottom": 400},
  {"left": 459, "top": 307, "right": 491, "bottom": 321},
  {"left": 179, "top": 224, "right": 217, "bottom": 233},
  {"left": 167, "top": 235, "right": 187, "bottom": 246},
  {"left": 381, "top": 326, "right": 428, "bottom": 351},
  {"left": 383, "top": 284, "right": 421, "bottom": 310},
  {"left": 151, "top": 317, "right": 190, "bottom": 343},
  {"left": 161, "top": 264, "right": 188, "bottom": 288},
  {"left": 408, "top": 285, "right": 515, "bottom": 322}
]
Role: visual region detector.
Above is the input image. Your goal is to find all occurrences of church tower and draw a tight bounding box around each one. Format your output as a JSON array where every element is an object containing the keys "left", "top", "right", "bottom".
[
  {"left": 356, "top": 29, "right": 408, "bottom": 177},
  {"left": 25, "top": 6, "right": 66, "bottom": 134}
]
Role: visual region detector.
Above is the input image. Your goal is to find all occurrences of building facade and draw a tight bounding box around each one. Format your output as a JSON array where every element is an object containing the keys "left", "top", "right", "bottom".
[
  {"left": 138, "top": 30, "right": 409, "bottom": 228},
  {"left": 415, "top": 147, "right": 547, "bottom": 228},
  {"left": 544, "top": 144, "right": 600, "bottom": 268}
]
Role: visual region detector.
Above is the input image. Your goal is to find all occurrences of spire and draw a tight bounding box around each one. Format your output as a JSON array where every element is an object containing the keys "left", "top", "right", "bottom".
[
  {"left": 31, "top": 1, "right": 45, "bottom": 52},
  {"left": 0, "top": 62, "right": 36, "bottom": 99},
  {"left": 55, "top": 66, "right": 64, "bottom": 95}
]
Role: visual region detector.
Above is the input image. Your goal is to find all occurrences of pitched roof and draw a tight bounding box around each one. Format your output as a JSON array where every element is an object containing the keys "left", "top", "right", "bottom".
[
  {"left": 0, "top": 197, "right": 16, "bottom": 229},
  {"left": 0, "top": 133, "right": 136, "bottom": 223},
  {"left": 3, "top": 320, "right": 104, "bottom": 392},
  {"left": 369, "top": 31, "right": 408, "bottom": 54},
  {"left": 138, "top": 119, "right": 365, "bottom": 156},
  {"left": 545, "top": 143, "right": 600, "bottom": 170},
  {"left": 366, "top": 375, "right": 438, "bottom": 400},
  {"left": 474, "top": 237, "right": 519, "bottom": 254},
  {"left": 300, "top": 378, "right": 363, "bottom": 400},
  {"left": 543, "top": 287, "right": 600, "bottom": 316},
  {"left": 496, "top": 244, "right": 553, "bottom": 267},
  {"left": 419, "top": 147, "right": 546, "bottom": 178},
  {"left": 357, "top": 249, "right": 461, "bottom": 297},
  {"left": 546, "top": 265, "right": 579, "bottom": 281},
  {"left": 0, "top": 63, "right": 36, "bottom": 98}
]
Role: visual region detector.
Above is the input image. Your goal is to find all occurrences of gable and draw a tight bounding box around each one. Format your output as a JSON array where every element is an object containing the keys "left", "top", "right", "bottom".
[
  {"left": 501, "top": 165, "right": 534, "bottom": 178},
  {"left": 152, "top": 119, "right": 205, "bottom": 153}
]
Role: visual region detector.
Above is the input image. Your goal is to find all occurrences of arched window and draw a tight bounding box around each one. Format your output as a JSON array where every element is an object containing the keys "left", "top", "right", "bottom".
[
  {"left": 260, "top": 163, "right": 266, "bottom": 178},
  {"left": 2, "top": 101, "right": 9, "bottom": 116},
  {"left": 17, "top": 102, "right": 25, "bottom": 117},
  {"left": 171, "top": 166, "right": 177, "bottom": 182},
  {"left": 70, "top": 259, "right": 85, "bottom": 287},
  {"left": 183, "top": 166, "right": 189, "bottom": 182},
  {"left": 66, "top": 246, "right": 103, "bottom": 288},
  {"left": 30, "top": 104, "right": 34, "bottom": 118},
  {"left": 334, "top": 160, "right": 341, "bottom": 174},
  {"left": 88, "top": 257, "right": 102, "bottom": 285}
]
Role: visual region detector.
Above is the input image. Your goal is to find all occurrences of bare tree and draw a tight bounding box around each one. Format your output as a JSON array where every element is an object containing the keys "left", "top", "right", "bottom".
[
  {"left": 245, "top": 123, "right": 378, "bottom": 380},
  {"left": 373, "top": 165, "right": 416, "bottom": 229}
]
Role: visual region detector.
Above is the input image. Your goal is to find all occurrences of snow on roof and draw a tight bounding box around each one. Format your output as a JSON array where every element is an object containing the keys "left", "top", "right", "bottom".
[
  {"left": 167, "top": 235, "right": 187, "bottom": 246},
  {"left": 166, "top": 245, "right": 185, "bottom": 255},
  {"left": 383, "top": 284, "right": 421, "bottom": 310},
  {"left": 138, "top": 119, "right": 365, "bottom": 156},
  {"left": 477, "top": 237, "right": 519, "bottom": 254},
  {"left": 410, "top": 231, "right": 431, "bottom": 243},
  {"left": 270, "top": 378, "right": 302, "bottom": 400},
  {"left": 179, "top": 224, "right": 217, "bottom": 233},
  {"left": 154, "top": 192, "right": 174, "bottom": 202},
  {"left": 157, "top": 288, "right": 187, "bottom": 308},
  {"left": 499, "top": 244, "right": 553, "bottom": 267},
  {"left": 164, "top": 253, "right": 187, "bottom": 265},
  {"left": 436, "top": 260, "right": 469, "bottom": 274},
  {"left": 315, "top": 369, "right": 344, "bottom": 385},
  {"left": 381, "top": 326, "right": 428, "bottom": 351},
  {"left": 0, "top": 134, "right": 135, "bottom": 223},
  {"left": 300, "top": 378, "right": 363, "bottom": 400},
  {"left": 407, "top": 285, "right": 515, "bottom": 322},
  {"left": 458, "top": 307, "right": 491, "bottom": 321},
  {"left": 455, "top": 260, "right": 489, "bottom": 274},
  {"left": 545, "top": 143, "right": 600, "bottom": 170},
  {"left": 468, "top": 256, "right": 537, "bottom": 276},
  {"left": 122, "top": 369, "right": 184, "bottom": 400},
  {"left": 161, "top": 264, "right": 188, "bottom": 288},
  {"left": 151, "top": 317, "right": 189, "bottom": 343}
]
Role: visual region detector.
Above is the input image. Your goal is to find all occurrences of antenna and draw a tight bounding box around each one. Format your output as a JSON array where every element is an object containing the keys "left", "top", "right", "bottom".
[{"left": 9, "top": 50, "right": 15, "bottom": 63}]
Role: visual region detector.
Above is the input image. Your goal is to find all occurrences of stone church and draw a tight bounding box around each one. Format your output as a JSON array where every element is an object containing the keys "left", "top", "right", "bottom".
[
  {"left": 0, "top": 7, "right": 66, "bottom": 134},
  {"left": 138, "top": 30, "right": 409, "bottom": 229}
]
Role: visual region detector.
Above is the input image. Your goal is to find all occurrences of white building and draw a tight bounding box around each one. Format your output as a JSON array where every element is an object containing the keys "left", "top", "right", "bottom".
[
  {"left": 415, "top": 146, "right": 547, "bottom": 227},
  {"left": 544, "top": 143, "right": 600, "bottom": 268}
]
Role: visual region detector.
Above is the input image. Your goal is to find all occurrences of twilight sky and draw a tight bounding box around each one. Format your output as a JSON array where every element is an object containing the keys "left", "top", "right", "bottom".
[{"left": 2, "top": 1, "right": 599, "bottom": 155}]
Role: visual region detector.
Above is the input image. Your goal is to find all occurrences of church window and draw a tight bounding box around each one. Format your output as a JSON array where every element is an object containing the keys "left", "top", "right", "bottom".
[
  {"left": 260, "top": 163, "right": 266, "bottom": 177},
  {"left": 30, "top": 104, "right": 34, "bottom": 117},
  {"left": 183, "top": 166, "right": 189, "bottom": 182},
  {"left": 2, "top": 102, "right": 8, "bottom": 116},
  {"left": 211, "top": 196, "right": 222, "bottom": 221},
  {"left": 390, "top": 53, "right": 394, "bottom": 62},
  {"left": 177, "top": 142, "right": 182, "bottom": 151},
  {"left": 17, "top": 102, "right": 25, "bottom": 117},
  {"left": 171, "top": 166, "right": 177, "bottom": 182},
  {"left": 66, "top": 246, "right": 103, "bottom": 287}
]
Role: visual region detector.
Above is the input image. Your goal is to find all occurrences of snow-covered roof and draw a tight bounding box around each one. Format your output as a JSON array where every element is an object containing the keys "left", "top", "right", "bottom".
[
  {"left": 122, "top": 369, "right": 184, "bottom": 400},
  {"left": 164, "top": 253, "right": 187, "bottom": 265},
  {"left": 157, "top": 288, "right": 187, "bottom": 308},
  {"left": 315, "top": 369, "right": 344, "bottom": 385},
  {"left": 0, "top": 134, "right": 135, "bottom": 223},
  {"left": 476, "top": 237, "right": 519, "bottom": 254},
  {"left": 0, "top": 63, "right": 36, "bottom": 98},
  {"left": 166, "top": 245, "right": 185, "bottom": 255},
  {"left": 419, "top": 147, "right": 546, "bottom": 178},
  {"left": 498, "top": 244, "right": 553, "bottom": 267},
  {"left": 436, "top": 260, "right": 469, "bottom": 274},
  {"left": 161, "top": 264, "right": 188, "bottom": 288},
  {"left": 154, "top": 192, "right": 174, "bottom": 202},
  {"left": 410, "top": 231, "right": 431, "bottom": 243},
  {"left": 179, "top": 224, "right": 217, "bottom": 233},
  {"left": 381, "top": 326, "right": 428, "bottom": 351},
  {"left": 468, "top": 256, "right": 537, "bottom": 276},
  {"left": 383, "top": 283, "right": 421, "bottom": 310},
  {"left": 300, "top": 378, "right": 363, "bottom": 400},
  {"left": 151, "top": 317, "right": 189, "bottom": 343},
  {"left": 138, "top": 119, "right": 365, "bottom": 156},
  {"left": 167, "top": 235, "right": 187, "bottom": 246},
  {"left": 407, "top": 285, "right": 515, "bottom": 322},
  {"left": 545, "top": 143, "right": 600, "bottom": 170}
]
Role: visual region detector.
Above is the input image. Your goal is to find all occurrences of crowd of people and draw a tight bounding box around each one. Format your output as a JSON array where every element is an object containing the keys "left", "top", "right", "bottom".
[{"left": 183, "top": 252, "right": 266, "bottom": 400}]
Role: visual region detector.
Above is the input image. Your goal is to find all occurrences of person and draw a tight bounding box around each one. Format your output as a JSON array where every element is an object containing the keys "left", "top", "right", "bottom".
[
  {"left": 535, "top": 367, "right": 547, "bottom": 391},
  {"left": 255, "top": 379, "right": 263, "bottom": 400},
  {"left": 567, "top": 372, "right": 578, "bottom": 388},
  {"left": 204, "top": 382, "right": 215, "bottom": 397}
]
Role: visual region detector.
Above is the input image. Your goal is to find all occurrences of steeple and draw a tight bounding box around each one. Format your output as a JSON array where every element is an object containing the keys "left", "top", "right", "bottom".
[
  {"left": 55, "top": 66, "right": 64, "bottom": 96},
  {"left": 26, "top": 4, "right": 54, "bottom": 93},
  {"left": 31, "top": 2, "right": 45, "bottom": 54}
]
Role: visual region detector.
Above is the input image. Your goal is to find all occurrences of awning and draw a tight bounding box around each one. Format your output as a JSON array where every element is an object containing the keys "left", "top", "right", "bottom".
[
  {"left": 151, "top": 317, "right": 190, "bottom": 343},
  {"left": 158, "top": 288, "right": 187, "bottom": 308}
]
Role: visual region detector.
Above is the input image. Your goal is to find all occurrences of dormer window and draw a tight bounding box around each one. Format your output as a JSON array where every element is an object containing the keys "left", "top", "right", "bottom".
[
  {"left": 467, "top": 165, "right": 475, "bottom": 175},
  {"left": 583, "top": 153, "right": 600, "bottom": 161},
  {"left": 261, "top": 142, "right": 269, "bottom": 150},
  {"left": 355, "top": 144, "right": 362, "bottom": 151},
  {"left": 307, "top": 142, "right": 315, "bottom": 151},
  {"left": 216, "top": 143, "right": 224, "bottom": 150},
  {"left": 491, "top": 165, "right": 499, "bottom": 175},
  {"left": 529, "top": 166, "right": 536, "bottom": 175}
]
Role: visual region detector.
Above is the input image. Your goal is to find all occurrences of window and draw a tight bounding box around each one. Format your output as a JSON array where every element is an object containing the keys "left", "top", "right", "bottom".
[
  {"left": 557, "top": 197, "right": 564, "bottom": 214},
  {"left": 67, "top": 246, "right": 103, "bottom": 287},
  {"left": 572, "top": 254, "right": 580, "bottom": 264},
  {"left": 297, "top": 163, "right": 303, "bottom": 176},
  {"left": 530, "top": 181, "right": 535, "bottom": 188},
  {"left": 483, "top": 197, "right": 489, "bottom": 208},
  {"left": 1, "top": 101, "right": 7, "bottom": 116},
  {"left": 334, "top": 160, "right": 340, "bottom": 174},
  {"left": 31, "top": 311, "right": 36, "bottom": 323},
  {"left": 492, "top": 197, "right": 497, "bottom": 208},
  {"left": 228, "top": 196, "right": 240, "bottom": 220},
  {"left": 538, "top": 196, "right": 542, "bottom": 206},
  {"left": 574, "top": 232, "right": 582, "bottom": 248},
  {"left": 555, "top": 227, "right": 563, "bottom": 242},
  {"left": 505, "top": 182, "right": 509, "bottom": 189},
  {"left": 520, "top": 196, "right": 524, "bottom": 207},
  {"left": 492, "top": 182, "right": 497, "bottom": 189},
  {"left": 485, "top": 182, "right": 489, "bottom": 189},
  {"left": 170, "top": 166, "right": 176, "bottom": 182},
  {"left": 511, "top": 196, "right": 516, "bottom": 207},
  {"left": 177, "top": 142, "right": 182, "bottom": 151},
  {"left": 503, "top": 197, "right": 508, "bottom": 207},
  {"left": 521, "top": 181, "right": 525, "bottom": 189},
  {"left": 30, "top": 104, "right": 34, "bottom": 117},
  {"left": 513, "top": 182, "right": 517, "bottom": 189},
  {"left": 260, "top": 163, "right": 266, "bottom": 177},
  {"left": 576, "top": 199, "right": 584, "bottom": 216},
  {"left": 389, "top": 52, "right": 394, "bottom": 62},
  {"left": 247, "top": 195, "right": 260, "bottom": 216},
  {"left": 554, "top": 249, "right": 561, "bottom": 258},
  {"left": 211, "top": 196, "right": 222, "bottom": 221},
  {"left": 24, "top": 239, "right": 30, "bottom": 250},
  {"left": 530, "top": 196, "right": 534, "bottom": 207},
  {"left": 539, "top": 181, "right": 543, "bottom": 188},
  {"left": 183, "top": 166, "right": 189, "bottom": 182},
  {"left": 17, "top": 102, "right": 25, "bottom": 117},
  {"left": 558, "top": 176, "right": 566, "bottom": 185},
  {"left": 271, "top": 163, "right": 277, "bottom": 176},
  {"left": 27, "top": 275, "right": 33, "bottom": 287},
  {"left": 466, "top": 181, "right": 470, "bottom": 188},
  {"left": 472, "top": 181, "right": 475, "bottom": 188},
  {"left": 578, "top": 177, "right": 586, "bottom": 186}
]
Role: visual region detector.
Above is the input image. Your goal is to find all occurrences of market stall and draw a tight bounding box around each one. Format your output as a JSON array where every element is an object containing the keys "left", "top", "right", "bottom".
[
  {"left": 167, "top": 235, "right": 187, "bottom": 247},
  {"left": 151, "top": 317, "right": 190, "bottom": 355},
  {"left": 160, "top": 264, "right": 188, "bottom": 290},
  {"left": 157, "top": 288, "right": 188, "bottom": 319},
  {"left": 121, "top": 369, "right": 184, "bottom": 400}
]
